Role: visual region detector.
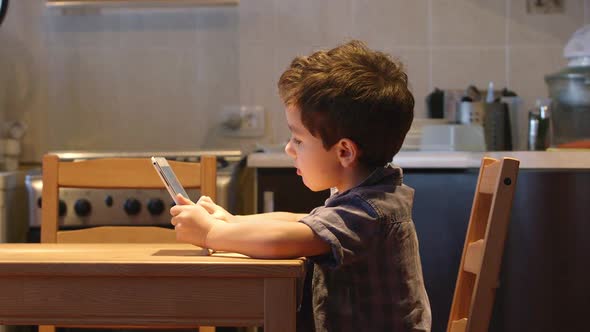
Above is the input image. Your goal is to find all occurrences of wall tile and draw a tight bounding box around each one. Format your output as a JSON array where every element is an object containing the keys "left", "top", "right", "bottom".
[
  {"left": 275, "top": 0, "right": 352, "bottom": 48},
  {"left": 379, "top": 46, "right": 431, "bottom": 118},
  {"left": 238, "top": 0, "right": 276, "bottom": 43},
  {"left": 431, "top": 0, "right": 506, "bottom": 46},
  {"left": 1, "top": 0, "right": 588, "bottom": 161},
  {"left": 431, "top": 47, "right": 507, "bottom": 90},
  {"left": 508, "top": 0, "right": 583, "bottom": 46},
  {"left": 509, "top": 45, "right": 564, "bottom": 109},
  {"left": 352, "top": 0, "right": 429, "bottom": 47},
  {"left": 238, "top": 40, "right": 278, "bottom": 110},
  {"left": 44, "top": 11, "right": 122, "bottom": 49}
]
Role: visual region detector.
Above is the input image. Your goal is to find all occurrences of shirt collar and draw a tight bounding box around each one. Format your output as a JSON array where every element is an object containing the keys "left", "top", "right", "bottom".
[{"left": 330, "top": 162, "right": 403, "bottom": 197}]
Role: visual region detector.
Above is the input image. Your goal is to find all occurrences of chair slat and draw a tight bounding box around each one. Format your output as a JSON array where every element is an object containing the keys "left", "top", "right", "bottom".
[
  {"left": 463, "top": 239, "right": 484, "bottom": 274},
  {"left": 57, "top": 158, "right": 202, "bottom": 188},
  {"left": 57, "top": 226, "right": 177, "bottom": 244},
  {"left": 449, "top": 318, "right": 467, "bottom": 332}
]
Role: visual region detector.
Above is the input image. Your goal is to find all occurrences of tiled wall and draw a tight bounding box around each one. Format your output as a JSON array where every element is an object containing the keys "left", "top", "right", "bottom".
[{"left": 0, "top": 0, "right": 587, "bottom": 162}]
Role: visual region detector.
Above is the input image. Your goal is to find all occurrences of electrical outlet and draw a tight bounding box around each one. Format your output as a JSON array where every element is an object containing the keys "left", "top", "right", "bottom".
[
  {"left": 526, "top": 0, "right": 564, "bottom": 14},
  {"left": 220, "top": 106, "right": 265, "bottom": 137}
]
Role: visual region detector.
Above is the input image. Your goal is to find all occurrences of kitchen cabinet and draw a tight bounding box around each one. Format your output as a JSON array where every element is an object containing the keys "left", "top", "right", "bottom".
[
  {"left": 255, "top": 167, "right": 329, "bottom": 213},
  {"left": 45, "top": 0, "right": 238, "bottom": 9},
  {"left": 248, "top": 151, "right": 590, "bottom": 332}
]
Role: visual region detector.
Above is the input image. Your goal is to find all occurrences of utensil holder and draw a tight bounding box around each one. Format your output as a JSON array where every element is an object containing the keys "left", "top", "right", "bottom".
[{"left": 484, "top": 102, "right": 512, "bottom": 151}]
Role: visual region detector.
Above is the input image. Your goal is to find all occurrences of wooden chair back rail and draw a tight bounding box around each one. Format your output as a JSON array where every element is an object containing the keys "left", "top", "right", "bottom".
[
  {"left": 447, "top": 157, "right": 520, "bottom": 332},
  {"left": 41, "top": 154, "right": 217, "bottom": 244},
  {"left": 40, "top": 154, "right": 218, "bottom": 332},
  {"left": 56, "top": 226, "right": 177, "bottom": 243}
]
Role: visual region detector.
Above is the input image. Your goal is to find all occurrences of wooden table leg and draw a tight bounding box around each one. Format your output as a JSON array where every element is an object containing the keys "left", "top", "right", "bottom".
[{"left": 264, "top": 278, "right": 296, "bottom": 332}]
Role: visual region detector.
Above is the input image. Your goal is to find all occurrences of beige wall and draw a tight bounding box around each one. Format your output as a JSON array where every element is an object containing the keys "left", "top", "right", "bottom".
[{"left": 0, "top": 0, "right": 586, "bottom": 162}]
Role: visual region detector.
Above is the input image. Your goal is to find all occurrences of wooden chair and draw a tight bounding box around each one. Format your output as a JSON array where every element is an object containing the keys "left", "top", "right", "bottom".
[
  {"left": 40, "top": 154, "right": 217, "bottom": 332},
  {"left": 447, "top": 157, "right": 520, "bottom": 332}
]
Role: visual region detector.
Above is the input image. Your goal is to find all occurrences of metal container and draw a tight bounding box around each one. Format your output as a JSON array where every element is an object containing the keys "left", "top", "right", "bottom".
[
  {"left": 457, "top": 101, "right": 485, "bottom": 125},
  {"left": 483, "top": 102, "right": 512, "bottom": 151},
  {"left": 545, "top": 66, "right": 590, "bottom": 146},
  {"left": 528, "top": 104, "right": 551, "bottom": 151}
]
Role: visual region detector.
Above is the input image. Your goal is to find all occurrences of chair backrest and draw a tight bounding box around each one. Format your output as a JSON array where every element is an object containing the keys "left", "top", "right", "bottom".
[
  {"left": 447, "top": 157, "right": 520, "bottom": 332},
  {"left": 41, "top": 154, "right": 217, "bottom": 244}
]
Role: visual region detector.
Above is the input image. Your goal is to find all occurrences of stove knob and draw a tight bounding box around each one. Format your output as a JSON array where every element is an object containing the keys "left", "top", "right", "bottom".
[
  {"left": 74, "top": 199, "right": 92, "bottom": 217},
  {"left": 59, "top": 200, "right": 67, "bottom": 217},
  {"left": 37, "top": 198, "right": 68, "bottom": 217},
  {"left": 147, "top": 198, "right": 165, "bottom": 216},
  {"left": 124, "top": 198, "right": 142, "bottom": 216}
]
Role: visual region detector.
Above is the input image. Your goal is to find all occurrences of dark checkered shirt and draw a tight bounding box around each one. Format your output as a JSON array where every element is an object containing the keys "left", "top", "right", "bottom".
[{"left": 298, "top": 164, "right": 431, "bottom": 332}]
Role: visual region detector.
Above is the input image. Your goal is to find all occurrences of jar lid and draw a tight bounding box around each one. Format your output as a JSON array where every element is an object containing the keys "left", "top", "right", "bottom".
[
  {"left": 564, "top": 25, "right": 590, "bottom": 60},
  {"left": 545, "top": 65, "right": 590, "bottom": 82}
]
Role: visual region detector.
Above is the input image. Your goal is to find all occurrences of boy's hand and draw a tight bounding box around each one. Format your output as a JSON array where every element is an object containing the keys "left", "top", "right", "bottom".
[
  {"left": 197, "top": 195, "right": 234, "bottom": 222},
  {"left": 170, "top": 201, "right": 219, "bottom": 247},
  {"left": 175, "top": 193, "right": 195, "bottom": 205}
]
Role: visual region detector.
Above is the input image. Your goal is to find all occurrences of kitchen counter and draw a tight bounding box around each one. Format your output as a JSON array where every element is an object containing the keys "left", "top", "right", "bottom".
[
  {"left": 247, "top": 149, "right": 590, "bottom": 332},
  {"left": 247, "top": 151, "right": 590, "bottom": 169}
]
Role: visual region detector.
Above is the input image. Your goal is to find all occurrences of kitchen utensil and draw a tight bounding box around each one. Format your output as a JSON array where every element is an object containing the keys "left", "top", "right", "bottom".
[
  {"left": 500, "top": 88, "right": 524, "bottom": 150},
  {"left": 465, "top": 85, "right": 482, "bottom": 102},
  {"left": 484, "top": 102, "right": 512, "bottom": 151},
  {"left": 528, "top": 100, "right": 552, "bottom": 150},
  {"left": 426, "top": 88, "right": 444, "bottom": 118}
]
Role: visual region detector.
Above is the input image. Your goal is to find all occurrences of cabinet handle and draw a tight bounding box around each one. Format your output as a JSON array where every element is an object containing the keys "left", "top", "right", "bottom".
[{"left": 263, "top": 191, "right": 274, "bottom": 212}]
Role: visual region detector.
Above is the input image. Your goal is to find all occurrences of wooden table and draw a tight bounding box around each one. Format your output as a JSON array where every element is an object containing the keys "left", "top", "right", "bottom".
[{"left": 0, "top": 243, "right": 305, "bottom": 332}]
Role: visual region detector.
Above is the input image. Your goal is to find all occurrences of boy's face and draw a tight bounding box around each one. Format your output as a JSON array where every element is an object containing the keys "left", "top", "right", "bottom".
[{"left": 284, "top": 105, "right": 343, "bottom": 192}]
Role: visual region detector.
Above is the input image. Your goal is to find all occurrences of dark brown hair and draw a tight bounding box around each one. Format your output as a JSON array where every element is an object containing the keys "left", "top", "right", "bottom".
[{"left": 278, "top": 40, "right": 414, "bottom": 168}]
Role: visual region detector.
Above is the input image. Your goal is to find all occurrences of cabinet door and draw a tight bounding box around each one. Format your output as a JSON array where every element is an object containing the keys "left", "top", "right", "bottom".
[{"left": 256, "top": 168, "right": 329, "bottom": 213}]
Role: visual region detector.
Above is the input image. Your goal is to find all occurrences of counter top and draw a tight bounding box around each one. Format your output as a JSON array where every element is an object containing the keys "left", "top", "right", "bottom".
[{"left": 247, "top": 151, "right": 590, "bottom": 169}]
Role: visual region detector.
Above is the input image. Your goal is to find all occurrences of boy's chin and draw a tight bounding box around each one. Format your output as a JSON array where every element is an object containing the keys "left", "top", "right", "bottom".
[{"left": 302, "top": 179, "right": 329, "bottom": 192}]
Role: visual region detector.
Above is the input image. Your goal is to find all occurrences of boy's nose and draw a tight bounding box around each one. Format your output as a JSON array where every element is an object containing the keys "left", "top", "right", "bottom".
[{"left": 285, "top": 140, "right": 296, "bottom": 158}]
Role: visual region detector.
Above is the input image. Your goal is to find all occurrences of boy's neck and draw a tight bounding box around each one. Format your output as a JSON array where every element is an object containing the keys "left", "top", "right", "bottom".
[{"left": 336, "top": 164, "right": 374, "bottom": 193}]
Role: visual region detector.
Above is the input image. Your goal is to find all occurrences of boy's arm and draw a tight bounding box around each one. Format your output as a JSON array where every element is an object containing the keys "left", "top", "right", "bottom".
[
  {"left": 232, "top": 212, "right": 308, "bottom": 223},
  {"left": 206, "top": 220, "right": 330, "bottom": 258},
  {"left": 185, "top": 194, "right": 307, "bottom": 223},
  {"left": 171, "top": 202, "right": 330, "bottom": 259}
]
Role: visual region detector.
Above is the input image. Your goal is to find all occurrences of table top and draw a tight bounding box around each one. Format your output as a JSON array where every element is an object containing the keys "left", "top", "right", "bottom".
[{"left": 0, "top": 243, "right": 305, "bottom": 278}]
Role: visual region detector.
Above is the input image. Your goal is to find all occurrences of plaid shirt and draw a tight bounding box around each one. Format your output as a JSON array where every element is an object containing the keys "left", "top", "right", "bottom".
[{"left": 298, "top": 165, "right": 431, "bottom": 332}]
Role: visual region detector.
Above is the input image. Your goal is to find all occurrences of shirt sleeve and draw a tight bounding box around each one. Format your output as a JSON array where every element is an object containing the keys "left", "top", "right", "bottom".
[{"left": 298, "top": 194, "right": 381, "bottom": 268}]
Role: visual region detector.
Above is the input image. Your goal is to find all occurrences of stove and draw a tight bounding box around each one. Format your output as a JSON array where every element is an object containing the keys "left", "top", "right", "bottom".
[{"left": 26, "top": 150, "right": 243, "bottom": 231}]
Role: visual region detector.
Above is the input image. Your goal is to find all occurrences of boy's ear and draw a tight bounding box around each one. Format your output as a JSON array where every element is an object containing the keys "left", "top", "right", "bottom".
[{"left": 336, "top": 138, "right": 361, "bottom": 168}]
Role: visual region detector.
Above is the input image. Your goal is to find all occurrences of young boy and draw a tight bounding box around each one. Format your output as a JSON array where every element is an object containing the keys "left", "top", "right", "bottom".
[{"left": 171, "top": 40, "right": 431, "bottom": 331}]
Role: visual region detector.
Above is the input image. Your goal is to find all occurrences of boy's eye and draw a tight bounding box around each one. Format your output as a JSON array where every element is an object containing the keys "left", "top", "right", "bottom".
[{"left": 291, "top": 137, "right": 302, "bottom": 145}]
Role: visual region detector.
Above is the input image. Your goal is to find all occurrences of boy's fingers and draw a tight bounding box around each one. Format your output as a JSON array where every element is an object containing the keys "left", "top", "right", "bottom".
[
  {"left": 170, "top": 204, "right": 191, "bottom": 216},
  {"left": 176, "top": 193, "right": 194, "bottom": 205},
  {"left": 170, "top": 205, "right": 181, "bottom": 216},
  {"left": 198, "top": 195, "right": 213, "bottom": 204},
  {"left": 198, "top": 201, "right": 216, "bottom": 213}
]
